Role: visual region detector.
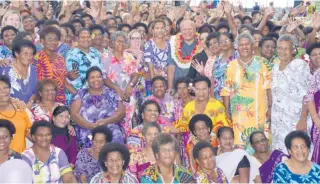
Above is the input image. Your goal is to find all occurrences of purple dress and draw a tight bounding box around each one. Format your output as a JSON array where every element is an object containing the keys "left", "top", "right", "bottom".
[
  {"left": 72, "top": 87, "right": 125, "bottom": 148},
  {"left": 51, "top": 134, "right": 78, "bottom": 165},
  {"left": 304, "top": 69, "right": 320, "bottom": 164},
  {"left": 74, "top": 148, "right": 101, "bottom": 182},
  {"left": 0, "top": 65, "right": 37, "bottom": 103},
  {"left": 143, "top": 39, "right": 169, "bottom": 78},
  {"left": 259, "top": 150, "right": 288, "bottom": 183}
]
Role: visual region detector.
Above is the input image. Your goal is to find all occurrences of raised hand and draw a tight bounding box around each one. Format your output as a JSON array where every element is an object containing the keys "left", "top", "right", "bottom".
[
  {"left": 0, "top": 6, "right": 8, "bottom": 17},
  {"left": 191, "top": 59, "right": 205, "bottom": 75},
  {"left": 312, "top": 12, "right": 320, "bottom": 29},
  {"left": 223, "top": 1, "right": 233, "bottom": 14}
]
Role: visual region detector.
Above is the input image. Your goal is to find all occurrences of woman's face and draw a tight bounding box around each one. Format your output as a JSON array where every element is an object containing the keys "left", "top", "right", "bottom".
[
  {"left": 137, "top": 26, "right": 147, "bottom": 40},
  {"left": 194, "top": 121, "right": 210, "bottom": 141},
  {"left": 253, "top": 34, "right": 263, "bottom": 49},
  {"left": 289, "top": 138, "right": 309, "bottom": 162},
  {"left": 42, "top": 33, "right": 59, "bottom": 52},
  {"left": 152, "top": 80, "right": 166, "bottom": 99},
  {"left": 78, "top": 31, "right": 92, "bottom": 49},
  {"left": 32, "top": 127, "right": 52, "bottom": 148},
  {"left": 156, "top": 143, "right": 176, "bottom": 166},
  {"left": 310, "top": 48, "right": 320, "bottom": 70},
  {"left": 73, "top": 23, "right": 83, "bottom": 34},
  {"left": 143, "top": 104, "right": 160, "bottom": 123},
  {"left": 113, "top": 36, "right": 127, "bottom": 52},
  {"left": 87, "top": 71, "right": 103, "bottom": 89},
  {"left": 153, "top": 22, "right": 165, "bottom": 38},
  {"left": 200, "top": 32, "right": 209, "bottom": 49},
  {"left": 3, "top": 29, "right": 16, "bottom": 47},
  {"left": 39, "top": 84, "right": 56, "bottom": 102},
  {"left": 91, "top": 29, "right": 103, "bottom": 47},
  {"left": 92, "top": 133, "right": 107, "bottom": 151},
  {"left": 0, "top": 127, "right": 11, "bottom": 151},
  {"left": 277, "top": 41, "right": 294, "bottom": 62},
  {"left": 238, "top": 38, "right": 253, "bottom": 58},
  {"left": 262, "top": 26, "right": 269, "bottom": 36},
  {"left": 15, "top": 47, "right": 34, "bottom": 66},
  {"left": 234, "top": 18, "right": 242, "bottom": 30},
  {"left": 196, "top": 147, "right": 216, "bottom": 171},
  {"left": 177, "top": 82, "right": 189, "bottom": 100},
  {"left": 164, "top": 20, "right": 171, "bottom": 36},
  {"left": 60, "top": 28, "right": 68, "bottom": 43},
  {"left": 251, "top": 133, "right": 269, "bottom": 153},
  {"left": 105, "top": 151, "right": 124, "bottom": 176},
  {"left": 194, "top": 81, "right": 210, "bottom": 102},
  {"left": 23, "top": 17, "right": 35, "bottom": 31},
  {"left": 260, "top": 40, "right": 276, "bottom": 60},
  {"left": 0, "top": 81, "right": 10, "bottom": 104},
  {"left": 218, "top": 35, "right": 232, "bottom": 51},
  {"left": 102, "top": 35, "right": 110, "bottom": 49},
  {"left": 143, "top": 127, "right": 160, "bottom": 147},
  {"left": 53, "top": 111, "right": 70, "bottom": 128},
  {"left": 130, "top": 32, "right": 142, "bottom": 50},
  {"left": 6, "top": 13, "right": 20, "bottom": 29},
  {"left": 208, "top": 38, "right": 220, "bottom": 55},
  {"left": 218, "top": 131, "right": 234, "bottom": 151}
]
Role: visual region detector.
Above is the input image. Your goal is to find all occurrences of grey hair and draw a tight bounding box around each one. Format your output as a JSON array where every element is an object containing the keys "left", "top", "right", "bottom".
[
  {"left": 277, "top": 34, "right": 298, "bottom": 49},
  {"left": 110, "top": 31, "right": 128, "bottom": 42},
  {"left": 152, "top": 133, "right": 179, "bottom": 155},
  {"left": 141, "top": 122, "right": 162, "bottom": 136},
  {"left": 235, "top": 32, "right": 254, "bottom": 46}
]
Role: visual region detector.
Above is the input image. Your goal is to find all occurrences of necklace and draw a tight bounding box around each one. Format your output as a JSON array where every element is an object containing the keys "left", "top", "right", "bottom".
[
  {"left": 12, "top": 64, "right": 30, "bottom": 95},
  {"left": 158, "top": 165, "right": 175, "bottom": 183},
  {"left": 238, "top": 56, "right": 253, "bottom": 69},
  {"left": 0, "top": 103, "right": 16, "bottom": 118},
  {"left": 89, "top": 88, "right": 104, "bottom": 108}
]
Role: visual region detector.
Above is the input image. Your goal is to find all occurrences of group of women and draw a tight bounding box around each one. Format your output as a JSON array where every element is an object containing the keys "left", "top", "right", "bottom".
[{"left": 0, "top": 0, "right": 320, "bottom": 183}]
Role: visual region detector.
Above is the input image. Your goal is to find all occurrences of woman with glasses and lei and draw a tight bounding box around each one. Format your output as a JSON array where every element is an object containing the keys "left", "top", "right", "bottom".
[
  {"left": 303, "top": 43, "right": 320, "bottom": 165},
  {"left": 102, "top": 31, "right": 139, "bottom": 131},
  {"left": 70, "top": 67, "right": 126, "bottom": 148},
  {"left": 221, "top": 33, "right": 272, "bottom": 154},
  {"left": 249, "top": 131, "right": 288, "bottom": 183},
  {"left": 140, "top": 133, "right": 196, "bottom": 183}
]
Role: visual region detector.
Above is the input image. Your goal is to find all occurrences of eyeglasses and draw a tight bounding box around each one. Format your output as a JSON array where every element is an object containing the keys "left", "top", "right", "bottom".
[
  {"left": 131, "top": 37, "right": 141, "bottom": 40},
  {"left": 219, "top": 39, "right": 230, "bottom": 44},
  {"left": 159, "top": 147, "right": 175, "bottom": 154},
  {"left": 253, "top": 138, "right": 268, "bottom": 145}
]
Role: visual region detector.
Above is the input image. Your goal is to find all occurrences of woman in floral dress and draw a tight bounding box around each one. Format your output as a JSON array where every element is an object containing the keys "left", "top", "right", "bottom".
[
  {"left": 103, "top": 31, "right": 139, "bottom": 130},
  {"left": 70, "top": 67, "right": 126, "bottom": 148}
]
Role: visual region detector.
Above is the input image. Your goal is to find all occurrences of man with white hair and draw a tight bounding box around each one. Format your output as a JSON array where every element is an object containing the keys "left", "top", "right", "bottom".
[{"left": 167, "top": 19, "right": 202, "bottom": 94}]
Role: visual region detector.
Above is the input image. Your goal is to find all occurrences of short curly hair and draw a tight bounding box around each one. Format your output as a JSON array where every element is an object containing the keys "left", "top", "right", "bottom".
[
  {"left": 139, "top": 100, "right": 161, "bottom": 123},
  {"left": 0, "top": 119, "right": 16, "bottom": 138},
  {"left": 152, "top": 133, "right": 179, "bottom": 155},
  {"left": 30, "top": 120, "right": 54, "bottom": 136},
  {"left": 91, "top": 126, "right": 113, "bottom": 143},
  {"left": 1, "top": 25, "right": 18, "bottom": 39},
  {"left": 285, "top": 130, "right": 311, "bottom": 150},
  {"left": 39, "top": 25, "right": 61, "bottom": 41},
  {"left": 189, "top": 114, "right": 213, "bottom": 136},
  {"left": 141, "top": 122, "right": 162, "bottom": 136},
  {"left": 217, "top": 126, "right": 234, "bottom": 139},
  {"left": 193, "top": 141, "right": 215, "bottom": 159},
  {"left": 99, "top": 143, "right": 130, "bottom": 172},
  {"left": 36, "top": 79, "right": 58, "bottom": 101},
  {"left": 12, "top": 39, "right": 36, "bottom": 58}
]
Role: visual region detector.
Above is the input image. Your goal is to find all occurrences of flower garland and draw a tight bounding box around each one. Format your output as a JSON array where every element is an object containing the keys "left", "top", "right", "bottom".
[{"left": 170, "top": 33, "right": 202, "bottom": 69}]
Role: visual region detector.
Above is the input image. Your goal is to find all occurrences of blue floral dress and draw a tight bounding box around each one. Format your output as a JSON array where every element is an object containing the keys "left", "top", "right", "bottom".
[
  {"left": 72, "top": 87, "right": 125, "bottom": 148},
  {"left": 273, "top": 162, "right": 320, "bottom": 183},
  {"left": 65, "top": 47, "right": 102, "bottom": 105},
  {"left": 0, "top": 45, "right": 13, "bottom": 61}
]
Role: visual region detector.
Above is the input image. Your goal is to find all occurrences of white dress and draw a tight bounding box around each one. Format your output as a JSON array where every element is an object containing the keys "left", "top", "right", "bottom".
[{"left": 271, "top": 59, "right": 311, "bottom": 154}]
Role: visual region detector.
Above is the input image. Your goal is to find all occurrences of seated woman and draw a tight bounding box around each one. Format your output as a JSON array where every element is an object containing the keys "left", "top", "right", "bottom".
[
  {"left": 0, "top": 75, "right": 32, "bottom": 153},
  {"left": 140, "top": 133, "right": 196, "bottom": 183},
  {"left": 250, "top": 131, "right": 288, "bottom": 183},
  {"left": 21, "top": 120, "right": 77, "bottom": 183},
  {"left": 90, "top": 143, "right": 139, "bottom": 183},
  {"left": 273, "top": 131, "right": 320, "bottom": 183},
  {"left": 70, "top": 66, "right": 126, "bottom": 148},
  {"left": 74, "top": 126, "right": 113, "bottom": 183},
  {"left": 216, "top": 127, "right": 261, "bottom": 183},
  {"left": 0, "top": 119, "right": 22, "bottom": 164},
  {"left": 51, "top": 106, "right": 77, "bottom": 168},
  {"left": 193, "top": 141, "right": 228, "bottom": 183},
  {"left": 186, "top": 114, "right": 218, "bottom": 172},
  {"left": 0, "top": 39, "right": 37, "bottom": 106},
  {"left": 127, "top": 100, "right": 161, "bottom": 150},
  {"left": 29, "top": 79, "right": 62, "bottom": 122},
  {"left": 172, "top": 75, "right": 230, "bottom": 134},
  {"left": 129, "top": 122, "right": 161, "bottom": 179}
]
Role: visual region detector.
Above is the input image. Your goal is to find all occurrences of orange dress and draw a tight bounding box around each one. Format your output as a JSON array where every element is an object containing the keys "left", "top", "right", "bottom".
[{"left": 0, "top": 110, "right": 32, "bottom": 153}]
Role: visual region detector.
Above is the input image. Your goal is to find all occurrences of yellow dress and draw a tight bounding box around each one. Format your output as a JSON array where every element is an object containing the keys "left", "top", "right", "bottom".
[
  {"left": 174, "top": 98, "right": 230, "bottom": 133},
  {"left": 220, "top": 56, "right": 272, "bottom": 150}
]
